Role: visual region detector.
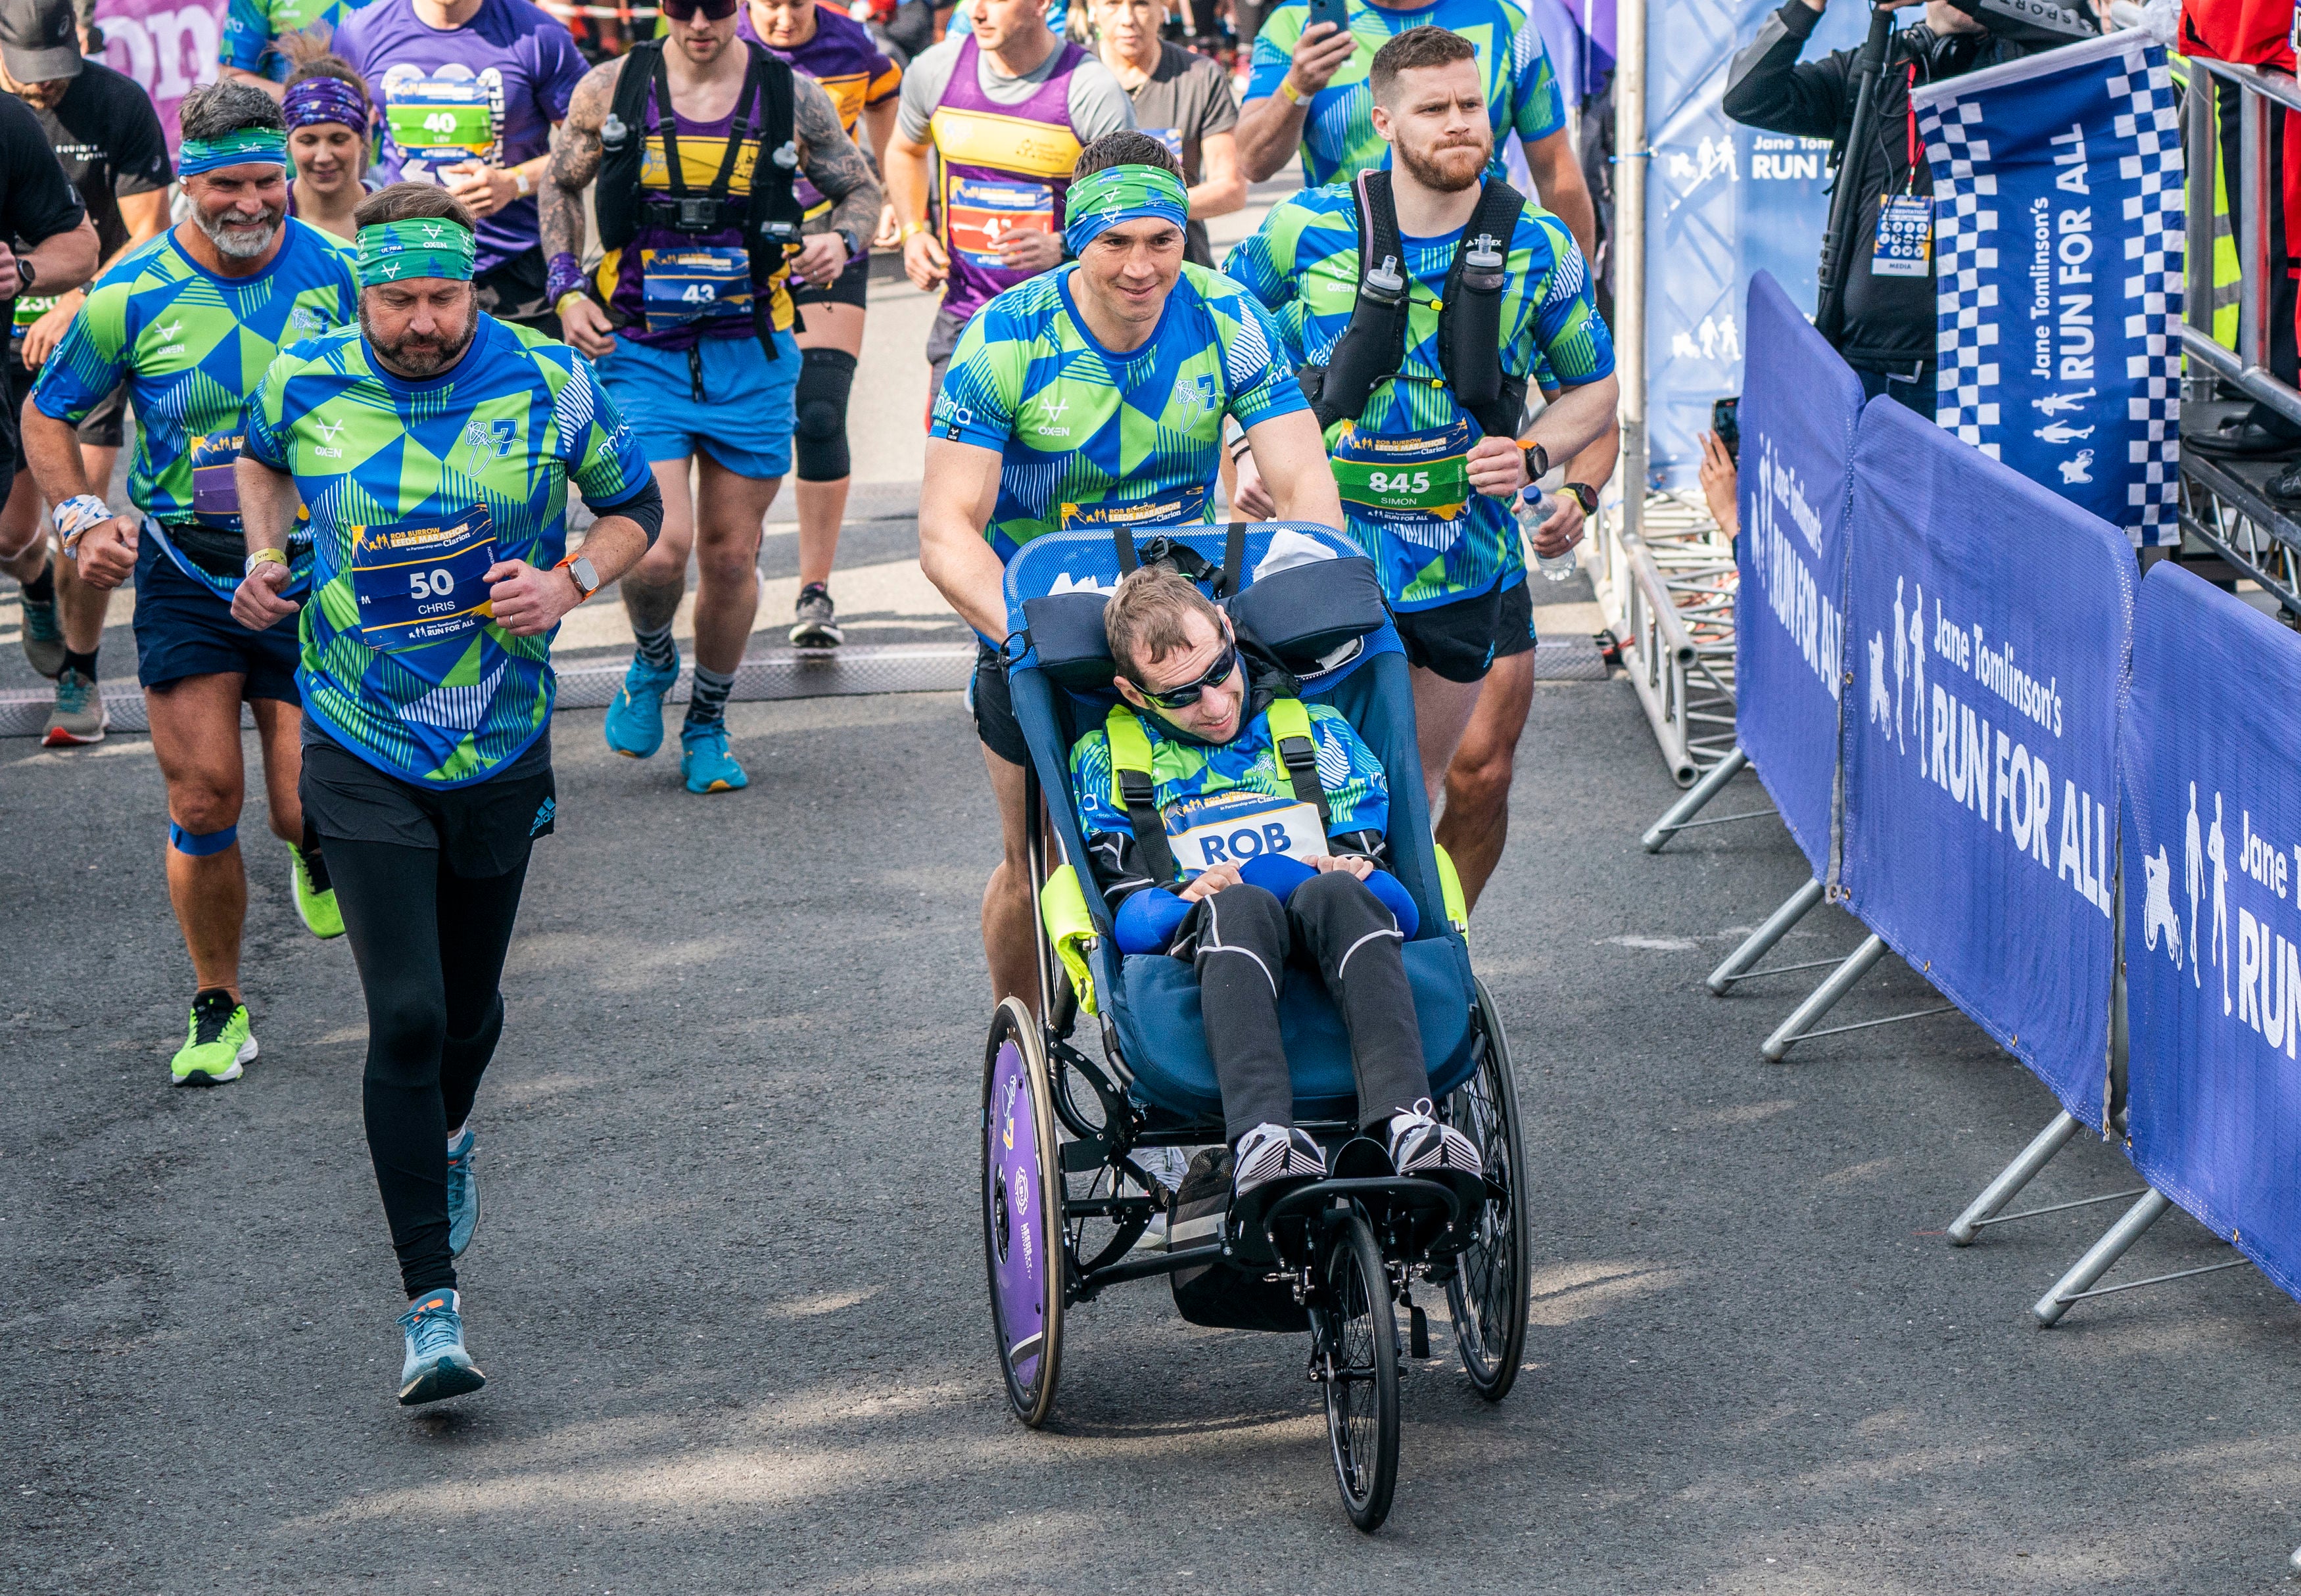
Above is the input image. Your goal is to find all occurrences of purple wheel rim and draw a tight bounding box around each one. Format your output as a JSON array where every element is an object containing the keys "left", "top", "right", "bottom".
[{"left": 987, "top": 1038, "right": 1047, "bottom": 1390}]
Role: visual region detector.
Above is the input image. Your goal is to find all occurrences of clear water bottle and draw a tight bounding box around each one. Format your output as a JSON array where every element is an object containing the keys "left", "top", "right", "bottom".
[{"left": 1518, "top": 485, "right": 1578, "bottom": 582}]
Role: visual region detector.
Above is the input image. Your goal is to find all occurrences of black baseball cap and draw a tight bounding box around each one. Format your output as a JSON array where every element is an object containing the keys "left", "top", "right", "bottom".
[{"left": 0, "top": 0, "right": 83, "bottom": 83}]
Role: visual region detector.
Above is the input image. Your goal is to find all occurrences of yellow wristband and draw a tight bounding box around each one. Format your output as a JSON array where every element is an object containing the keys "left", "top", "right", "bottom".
[
  {"left": 1278, "top": 77, "right": 1306, "bottom": 105},
  {"left": 554, "top": 289, "right": 588, "bottom": 320},
  {"left": 243, "top": 547, "right": 288, "bottom": 578},
  {"left": 901, "top": 220, "right": 928, "bottom": 239}
]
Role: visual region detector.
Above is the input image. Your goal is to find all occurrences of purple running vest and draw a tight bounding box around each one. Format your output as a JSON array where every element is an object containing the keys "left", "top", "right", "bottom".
[{"left": 928, "top": 35, "right": 1088, "bottom": 323}]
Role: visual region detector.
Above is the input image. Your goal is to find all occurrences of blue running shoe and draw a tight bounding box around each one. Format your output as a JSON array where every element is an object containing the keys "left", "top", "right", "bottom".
[
  {"left": 396, "top": 1289, "right": 485, "bottom": 1406},
  {"left": 604, "top": 651, "right": 680, "bottom": 759},
  {"left": 680, "top": 724, "right": 749, "bottom": 793},
  {"left": 446, "top": 1126, "right": 479, "bottom": 1259}
]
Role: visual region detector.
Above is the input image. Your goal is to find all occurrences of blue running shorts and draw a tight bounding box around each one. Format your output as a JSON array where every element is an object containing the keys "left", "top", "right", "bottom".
[
  {"left": 132, "top": 532, "right": 302, "bottom": 701},
  {"left": 596, "top": 329, "right": 800, "bottom": 481}
]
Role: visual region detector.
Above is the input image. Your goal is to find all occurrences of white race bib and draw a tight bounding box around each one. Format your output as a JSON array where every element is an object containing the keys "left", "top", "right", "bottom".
[{"left": 1168, "top": 798, "right": 1327, "bottom": 875}]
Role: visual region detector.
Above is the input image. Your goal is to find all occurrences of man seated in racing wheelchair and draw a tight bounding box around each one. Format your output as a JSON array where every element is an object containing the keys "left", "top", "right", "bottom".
[{"left": 1069, "top": 563, "right": 1484, "bottom": 1204}]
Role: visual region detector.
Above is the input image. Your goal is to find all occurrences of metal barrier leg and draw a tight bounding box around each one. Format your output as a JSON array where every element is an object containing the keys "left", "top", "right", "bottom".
[
  {"left": 1947, "top": 1110, "right": 2083, "bottom": 1246},
  {"left": 2032, "top": 1190, "right": 2171, "bottom": 1327},
  {"left": 1707, "top": 877, "right": 1826, "bottom": 995},
  {"left": 1641, "top": 747, "right": 1750, "bottom": 853},
  {"left": 1761, "top": 935, "right": 1889, "bottom": 1062}
]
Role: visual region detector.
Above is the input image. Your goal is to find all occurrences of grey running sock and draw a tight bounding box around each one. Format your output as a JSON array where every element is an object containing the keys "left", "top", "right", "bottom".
[
  {"left": 684, "top": 665, "right": 735, "bottom": 731},
  {"left": 633, "top": 622, "right": 677, "bottom": 673}
]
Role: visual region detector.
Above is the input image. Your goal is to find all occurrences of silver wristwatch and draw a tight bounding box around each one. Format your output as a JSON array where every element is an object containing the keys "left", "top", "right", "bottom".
[{"left": 563, "top": 555, "right": 600, "bottom": 601}]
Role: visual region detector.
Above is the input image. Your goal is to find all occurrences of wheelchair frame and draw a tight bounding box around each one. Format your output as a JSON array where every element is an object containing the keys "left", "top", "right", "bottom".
[{"left": 980, "top": 755, "right": 1534, "bottom": 1532}]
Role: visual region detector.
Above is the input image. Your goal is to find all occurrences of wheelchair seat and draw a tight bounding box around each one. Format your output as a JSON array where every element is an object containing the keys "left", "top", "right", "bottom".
[{"left": 1000, "top": 522, "right": 1481, "bottom": 1130}]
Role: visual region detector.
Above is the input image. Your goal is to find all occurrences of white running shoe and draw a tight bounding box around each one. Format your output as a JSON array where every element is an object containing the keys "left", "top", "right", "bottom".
[
  {"left": 1385, "top": 1098, "right": 1483, "bottom": 1179},
  {"left": 1231, "top": 1123, "right": 1325, "bottom": 1196}
]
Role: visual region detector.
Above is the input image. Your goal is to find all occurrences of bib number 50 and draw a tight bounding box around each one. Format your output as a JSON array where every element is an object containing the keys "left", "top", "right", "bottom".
[{"left": 408, "top": 567, "right": 458, "bottom": 599}]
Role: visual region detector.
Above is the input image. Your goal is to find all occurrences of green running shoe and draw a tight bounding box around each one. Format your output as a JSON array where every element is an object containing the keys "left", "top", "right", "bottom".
[
  {"left": 289, "top": 843, "right": 344, "bottom": 939},
  {"left": 171, "top": 989, "right": 255, "bottom": 1086},
  {"left": 18, "top": 588, "right": 63, "bottom": 678}
]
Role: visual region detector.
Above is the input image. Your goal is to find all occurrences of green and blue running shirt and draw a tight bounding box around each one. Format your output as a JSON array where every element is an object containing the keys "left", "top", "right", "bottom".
[
  {"left": 32, "top": 220, "right": 362, "bottom": 601},
  {"left": 930, "top": 262, "right": 1307, "bottom": 561},
  {"left": 1070, "top": 701, "right": 1390, "bottom": 889},
  {"left": 245, "top": 315, "right": 655, "bottom": 787},
  {"left": 1245, "top": 0, "right": 1564, "bottom": 189},
  {"left": 1225, "top": 187, "right": 1614, "bottom": 611}
]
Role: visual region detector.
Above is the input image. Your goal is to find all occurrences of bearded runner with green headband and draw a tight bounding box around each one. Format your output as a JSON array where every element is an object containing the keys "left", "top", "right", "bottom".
[
  {"left": 919, "top": 129, "right": 1342, "bottom": 1012},
  {"left": 25, "top": 80, "right": 361, "bottom": 1089},
  {"left": 232, "top": 183, "right": 663, "bottom": 1409}
]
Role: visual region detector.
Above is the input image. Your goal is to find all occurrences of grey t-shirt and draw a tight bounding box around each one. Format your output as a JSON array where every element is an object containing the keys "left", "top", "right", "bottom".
[
  {"left": 896, "top": 34, "right": 1138, "bottom": 147},
  {"left": 1123, "top": 42, "right": 1239, "bottom": 267}
]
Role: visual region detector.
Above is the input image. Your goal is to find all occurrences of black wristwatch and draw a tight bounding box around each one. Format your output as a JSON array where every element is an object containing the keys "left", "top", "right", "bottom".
[
  {"left": 1563, "top": 481, "right": 1599, "bottom": 516},
  {"left": 1520, "top": 440, "right": 1548, "bottom": 485},
  {"left": 835, "top": 227, "right": 862, "bottom": 264},
  {"left": 15, "top": 254, "right": 33, "bottom": 295}
]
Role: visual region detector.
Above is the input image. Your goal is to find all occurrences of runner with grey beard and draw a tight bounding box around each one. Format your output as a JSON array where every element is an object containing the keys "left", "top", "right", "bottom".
[{"left": 23, "top": 80, "right": 362, "bottom": 1087}]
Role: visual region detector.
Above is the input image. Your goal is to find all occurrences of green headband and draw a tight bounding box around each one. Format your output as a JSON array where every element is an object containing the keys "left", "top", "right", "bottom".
[
  {"left": 357, "top": 218, "right": 477, "bottom": 288},
  {"left": 178, "top": 127, "right": 289, "bottom": 177},
  {"left": 1063, "top": 164, "right": 1190, "bottom": 254}
]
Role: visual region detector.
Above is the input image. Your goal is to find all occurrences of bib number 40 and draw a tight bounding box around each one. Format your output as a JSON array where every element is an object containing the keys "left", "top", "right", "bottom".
[{"left": 408, "top": 567, "right": 458, "bottom": 599}]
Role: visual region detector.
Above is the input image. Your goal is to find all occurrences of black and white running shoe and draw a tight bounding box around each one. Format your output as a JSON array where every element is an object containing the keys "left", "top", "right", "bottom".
[
  {"left": 1385, "top": 1098, "right": 1483, "bottom": 1179},
  {"left": 790, "top": 582, "right": 843, "bottom": 648},
  {"left": 1232, "top": 1123, "right": 1325, "bottom": 1196}
]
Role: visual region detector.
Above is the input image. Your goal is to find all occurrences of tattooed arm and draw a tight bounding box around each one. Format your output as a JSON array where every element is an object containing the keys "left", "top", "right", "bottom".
[
  {"left": 789, "top": 73, "right": 884, "bottom": 287},
  {"left": 544, "top": 57, "right": 625, "bottom": 359}
]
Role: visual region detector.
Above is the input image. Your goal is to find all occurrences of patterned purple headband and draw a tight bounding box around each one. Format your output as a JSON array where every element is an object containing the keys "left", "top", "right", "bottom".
[{"left": 283, "top": 76, "right": 369, "bottom": 132}]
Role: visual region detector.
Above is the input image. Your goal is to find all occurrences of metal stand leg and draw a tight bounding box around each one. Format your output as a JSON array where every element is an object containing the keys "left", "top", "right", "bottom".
[
  {"left": 1641, "top": 747, "right": 1750, "bottom": 853},
  {"left": 1761, "top": 935, "right": 1889, "bottom": 1062},
  {"left": 1947, "top": 1111, "right": 2083, "bottom": 1246},
  {"left": 2033, "top": 1190, "right": 2171, "bottom": 1327},
  {"left": 1707, "top": 877, "right": 1826, "bottom": 995}
]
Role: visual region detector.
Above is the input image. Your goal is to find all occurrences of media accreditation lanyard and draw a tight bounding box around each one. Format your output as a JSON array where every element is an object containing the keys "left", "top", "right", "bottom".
[{"left": 1874, "top": 63, "right": 1933, "bottom": 280}]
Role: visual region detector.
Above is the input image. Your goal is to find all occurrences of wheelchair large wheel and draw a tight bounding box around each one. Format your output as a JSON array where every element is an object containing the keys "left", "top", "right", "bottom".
[
  {"left": 1315, "top": 1211, "right": 1400, "bottom": 1533},
  {"left": 1445, "top": 975, "right": 1531, "bottom": 1401},
  {"left": 982, "top": 997, "right": 1065, "bottom": 1427}
]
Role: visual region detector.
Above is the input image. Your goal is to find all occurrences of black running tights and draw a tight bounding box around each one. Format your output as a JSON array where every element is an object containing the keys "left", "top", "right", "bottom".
[{"left": 323, "top": 837, "right": 527, "bottom": 1298}]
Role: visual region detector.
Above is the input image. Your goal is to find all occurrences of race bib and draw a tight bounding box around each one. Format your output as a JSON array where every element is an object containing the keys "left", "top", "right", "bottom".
[
  {"left": 1873, "top": 193, "right": 1932, "bottom": 279},
  {"left": 1167, "top": 795, "right": 1327, "bottom": 876},
  {"left": 945, "top": 176, "right": 1055, "bottom": 270},
  {"left": 348, "top": 506, "right": 498, "bottom": 653},
  {"left": 641, "top": 246, "right": 753, "bottom": 330},
  {"left": 1059, "top": 484, "right": 1210, "bottom": 531},
  {"left": 385, "top": 75, "right": 496, "bottom": 167},
  {"left": 1143, "top": 126, "right": 1184, "bottom": 162},
  {"left": 1330, "top": 419, "right": 1474, "bottom": 518},
  {"left": 11, "top": 293, "right": 59, "bottom": 335},
  {"left": 189, "top": 433, "right": 245, "bottom": 527}
]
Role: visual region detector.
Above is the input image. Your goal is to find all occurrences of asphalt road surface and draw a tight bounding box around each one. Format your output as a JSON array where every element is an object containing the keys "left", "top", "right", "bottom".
[{"left": 5, "top": 187, "right": 2300, "bottom": 1596}]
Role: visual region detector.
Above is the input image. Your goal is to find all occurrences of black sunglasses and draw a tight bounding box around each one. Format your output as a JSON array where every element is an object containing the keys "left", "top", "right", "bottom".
[
  {"left": 661, "top": 0, "right": 741, "bottom": 18},
  {"left": 1135, "top": 639, "right": 1238, "bottom": 709}
]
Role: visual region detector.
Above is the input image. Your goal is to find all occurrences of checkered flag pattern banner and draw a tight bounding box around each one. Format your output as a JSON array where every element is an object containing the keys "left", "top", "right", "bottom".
[{"left": 1914, "top": 33, "right": 2184, "bottom": 548}]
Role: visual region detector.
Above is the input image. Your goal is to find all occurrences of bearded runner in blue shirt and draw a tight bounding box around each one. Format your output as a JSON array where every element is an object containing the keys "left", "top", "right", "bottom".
[
  {"left": 1227, "top": 28, "right": 1619, "bottom": 918},
  {"left": 917, "top": 131, "right": 1342, "bottom": 1010},
  {"left": 231, "top": 185, "right": 663, "bottom": 1411},
  {"left": 23, "top": 82, "right": 361, "bottom": 1089}
]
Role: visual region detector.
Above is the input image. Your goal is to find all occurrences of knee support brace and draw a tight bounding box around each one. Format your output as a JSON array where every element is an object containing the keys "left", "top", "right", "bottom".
[
  {"left": 169, "top": 821, "right": 238, "bottom": 857},
  {"left": 794, "top": 347, "right": 857, "bottom": 483}
]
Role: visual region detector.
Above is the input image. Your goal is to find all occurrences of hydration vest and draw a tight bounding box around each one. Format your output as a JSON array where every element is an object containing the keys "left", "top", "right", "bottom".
[
  {"left": 594, "top": 39, "right": 806, "bottom": 355},
  {"left": 1297, "top": 170, "right": 1530, "bottom": 443},
  {"left": 1101, "top": 698, "right": 1331, "bottom": 887}
]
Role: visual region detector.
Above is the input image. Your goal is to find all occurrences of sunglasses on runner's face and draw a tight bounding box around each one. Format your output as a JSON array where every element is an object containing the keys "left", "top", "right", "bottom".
[
  {"left": 1137, "top": 640, "right": 1238, "bottom": 709},
  {"left": 661, "top": 0, "right": 740, "bottom": 18}
]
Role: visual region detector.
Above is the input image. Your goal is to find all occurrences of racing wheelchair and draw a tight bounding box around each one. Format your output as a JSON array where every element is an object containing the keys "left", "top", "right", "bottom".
[{"left": 979, "top": 521, "right": 1531, "bottom": 1532}]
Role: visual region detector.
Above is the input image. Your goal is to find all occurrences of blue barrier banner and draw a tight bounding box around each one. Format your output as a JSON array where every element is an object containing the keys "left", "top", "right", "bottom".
[
  {"left": 1839, "top": 399, "right": 2131, "bottom": 1127},
  {"left": 1642, "top": 0, "right": 1862, "bottom": 492},
  {"left": 1914, "top": 33, "right": 2183, "bottom": 548},
  {"left": 1734, "top": 269, "right": 1864, "bottom": 881},
  {"left": 2123, "top": 564, "right": 2301, "bottom": 1302}
]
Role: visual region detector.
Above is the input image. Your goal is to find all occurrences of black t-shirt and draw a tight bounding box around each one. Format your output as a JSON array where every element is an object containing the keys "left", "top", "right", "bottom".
[
  {"left": 20, "top": 60, "right": 171, "bottom": 262},
  {"left": 0, "top": 87, "right": 86, "bottom": 262}
]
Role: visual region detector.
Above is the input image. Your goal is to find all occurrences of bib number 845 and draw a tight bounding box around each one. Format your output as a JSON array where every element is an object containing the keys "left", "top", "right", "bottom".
[
  {"left": 408, "top": 567, "right": 458, "bottom": 599},
  {"left": 1367, "top": 469, "right": 1432, "bottom": 495}
]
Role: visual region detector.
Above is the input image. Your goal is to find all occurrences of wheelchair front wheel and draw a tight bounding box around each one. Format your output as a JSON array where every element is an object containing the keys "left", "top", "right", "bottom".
[
  {"left": 982, "top": 997, "right": 1065, "bottom": 1427},
  {"left": 1314, "top": 1211, "right": 1400, "bottom": 1533},
  {"left": 1446, "top": 975, "right": 1531, "bottom": 1400}
]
